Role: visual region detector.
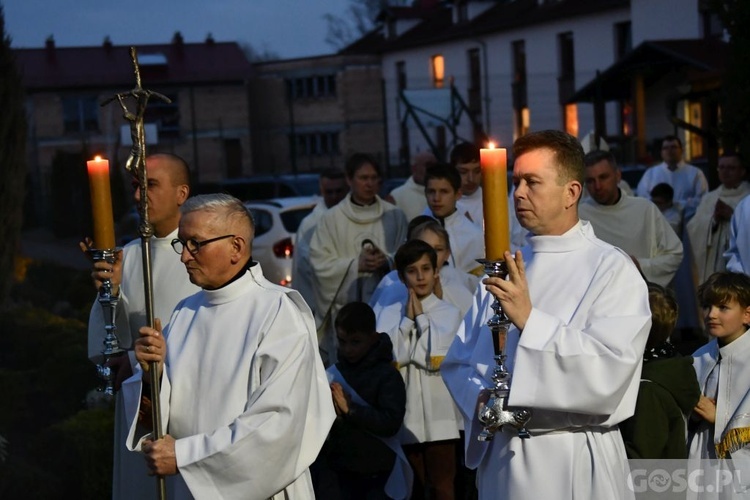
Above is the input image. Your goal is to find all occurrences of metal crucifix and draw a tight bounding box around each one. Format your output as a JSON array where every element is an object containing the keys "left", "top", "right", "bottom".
[{"left": 102, "top": 46, "right": 170, "bottom": 500}]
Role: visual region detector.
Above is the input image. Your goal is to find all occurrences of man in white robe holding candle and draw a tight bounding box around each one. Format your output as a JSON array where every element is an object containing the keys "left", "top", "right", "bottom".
[
  {"left": 123, "top": 193, "right": 335, "bottom": 499},
  {"left": 441, "top": 130, "right": 651, "bottom": 500},
  {"left": 83, "top": 153, "right": 199, "bottom": 500}
]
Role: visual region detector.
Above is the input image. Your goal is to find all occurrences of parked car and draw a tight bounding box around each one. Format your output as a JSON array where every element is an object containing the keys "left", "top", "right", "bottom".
[
  {"left": 244, "top": 196, "right": 318, "bottom": 287},
  {"left": 196, "top": 173, "right": 320, "bottom": 202}
]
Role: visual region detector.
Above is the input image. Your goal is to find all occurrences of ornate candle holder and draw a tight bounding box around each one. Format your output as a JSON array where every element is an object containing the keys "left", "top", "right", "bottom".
[
  {"left": 476, "top": 259, "right": 532, "bottom": 441},
  {"left": 88, "top": 248, "right": 125, "bottom": 399}
]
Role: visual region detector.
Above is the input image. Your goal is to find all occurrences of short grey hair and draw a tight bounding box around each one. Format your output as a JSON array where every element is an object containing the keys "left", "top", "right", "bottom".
[{"left": 180, "top": 193, "right": 254, "bottom": 237}]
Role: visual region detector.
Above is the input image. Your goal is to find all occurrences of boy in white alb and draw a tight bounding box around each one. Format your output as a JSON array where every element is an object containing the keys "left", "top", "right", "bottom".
[
  {"left": 375, "top": 239, "right": 462, "bottom": 500},
  {"left": 423, "top": 163, "right": 485, "bottom": 276}
]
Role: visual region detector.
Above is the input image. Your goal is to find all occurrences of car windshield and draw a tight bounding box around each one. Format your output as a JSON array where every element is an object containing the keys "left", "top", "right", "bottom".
[{"left": 280, "top": 207, "right": 314, "bottom": 233}]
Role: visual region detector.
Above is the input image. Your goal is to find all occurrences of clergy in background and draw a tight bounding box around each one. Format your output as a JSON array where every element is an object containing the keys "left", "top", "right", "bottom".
[
  {"left": 725, "top": 194, "right": 750, "bottom": 275},
  {"left": 687, "top": 152, "right": 750, "bottom": 283},
  {"left": 579, "top": 150, "right": 683, "bottom": 287},
  {"left": 123, "top": 194, "right": 335, "bottom": 499},
  {"left": 292, "top": 167, "right": 349, "bottom": 315},
  {"left": 309, "top": 153, "right": 408, "bottom": 365},
  {"left": 441, "top": 130, "right": 651, "bottom": 500},
  {"left": 387, "top": 151, "right": 436, "bottom": 221},
  {"left": 636, "top": 135, "right": 707, "bottom": 221}
]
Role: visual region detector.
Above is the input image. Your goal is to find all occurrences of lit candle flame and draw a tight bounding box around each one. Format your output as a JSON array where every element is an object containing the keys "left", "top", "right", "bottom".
[
  {"left": 487, "top": 141, "right": 496, "bottom": 149},
  {"left": 94, "top": 155, "right": 102, "bottom": 161}
]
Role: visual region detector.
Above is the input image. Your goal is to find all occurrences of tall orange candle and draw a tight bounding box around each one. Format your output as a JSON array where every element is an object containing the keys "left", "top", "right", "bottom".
[
  {"left": 481, "top": 143, "right": 510, "bottom": 261},
  {"left": 87, "top": 156, "right": 116, "bottom": 249}
]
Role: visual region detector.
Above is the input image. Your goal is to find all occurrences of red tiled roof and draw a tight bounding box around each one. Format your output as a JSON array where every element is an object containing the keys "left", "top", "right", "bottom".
[{"left": 14, "top": 41, "right": 253, "bottom": 90}]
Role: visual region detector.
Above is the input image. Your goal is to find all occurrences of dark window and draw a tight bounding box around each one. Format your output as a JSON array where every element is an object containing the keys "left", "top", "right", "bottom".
[
  {"left": 62, "top": 96, "right": 99, "bottom": 133},
  {"left": 288, "top": 74, "right": 336, "bottom": 100},
  {"left": 144, "top": 93, "right": 179, "bottom": 138},
  {"left": 224, "top": 138, "right": 242, "bottom": 178},
  {"left": 511, "top": 40, "right": 527, "bottom": 109},
  {"left": 557, "top": 32, "right": 575, "bottom": 103},
  {"left": 291, "top": 132, "right": 340, "bottom": 157},
  {"left": 558, "top": 32, "right": 575, "bottom": 80},
  {"left": 701, "top": 10, "right": 724, "bottom": 39},
  {"left": 396, "top": 61, "right": 407, "bottom": 92},
  {"left": 614, "top": 21, "right": 632, "bottom": 60},
  {"left": 468, "top": 48, "right": 482, "bottom": 117}
]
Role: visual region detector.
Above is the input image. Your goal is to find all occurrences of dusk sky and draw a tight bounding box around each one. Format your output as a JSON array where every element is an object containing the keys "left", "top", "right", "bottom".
[{"left": 4, "top": 0, "right": 353, "bottom": 58}]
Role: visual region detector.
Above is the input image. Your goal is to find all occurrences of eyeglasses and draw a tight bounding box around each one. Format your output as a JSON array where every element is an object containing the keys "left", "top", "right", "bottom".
[{"left": 171, "top": 234, "right": 235, "bottom": 255}]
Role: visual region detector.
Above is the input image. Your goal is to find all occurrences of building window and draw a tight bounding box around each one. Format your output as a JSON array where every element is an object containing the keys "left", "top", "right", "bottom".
[
  {"left": 685, "top": 101, "right": 704, "bottom": 158},
  {"left": 62, "top": 96, "right": 99, "bottom": 133},
  {"left": 144, "top": 93, "right": 180, "bottom": 138},
  {"left": 287, "top": 75, "right": 337, "bottom": 100},
  {"left": 557, "top": 32, "right": 575, "bottom": 103},
  {"left": 468, "top": 48, "right": 482, "bottom": 116},
  {"left": 511, "top": 40, "right": 527, "bottom": 109},
  {"left": 397, "top": 61, "right": 407, "bottom": 92},
  {"left": 431, "top": 55, "right": 445, "bottom": 89},
  {"left": 563, "top": 104, "right": 578, "bottom": 137},
  {"left": 514, "top": 107, "right": 530, "bottom": 141},
  {"left": 701, "top": 10, "right": 724, "bottom": 39},
  {"left": 456, "top": 0, "right": 468, "bottom": 23},
  {"left": 291, "top": 132, "right": 340, "bottom": 157},
  {"left": 620, "top": 101, "right": 634, "bottom": 136},
  {"left": 614, "top": 22, "right": 632, "bottom": 60}
]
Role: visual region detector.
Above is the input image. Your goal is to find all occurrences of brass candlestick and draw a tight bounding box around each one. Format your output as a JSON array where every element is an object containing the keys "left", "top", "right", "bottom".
[
  {"left": 88, "top": 247, "right": 125, "bottom": 399},
  {"left": 476, "top": 259, "right": 532, "bottom": 441}
]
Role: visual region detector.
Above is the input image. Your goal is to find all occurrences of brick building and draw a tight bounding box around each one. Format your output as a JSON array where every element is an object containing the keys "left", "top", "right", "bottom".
[{"left": 15, "top": 34, "right": 253, "bottom": 229}]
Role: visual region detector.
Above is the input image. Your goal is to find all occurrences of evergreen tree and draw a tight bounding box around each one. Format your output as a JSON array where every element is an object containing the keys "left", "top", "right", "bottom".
[
  {"left": 0, "top": 3, "right": 27, "bottom": 308},
  {"left": 711, "top": 0, "right": 750, "bottom": 156}
]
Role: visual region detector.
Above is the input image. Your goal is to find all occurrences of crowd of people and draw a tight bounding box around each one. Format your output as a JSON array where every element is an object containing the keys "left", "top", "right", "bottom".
[{"left": 82, "top": 130, "right": 750, "bottom": 500}]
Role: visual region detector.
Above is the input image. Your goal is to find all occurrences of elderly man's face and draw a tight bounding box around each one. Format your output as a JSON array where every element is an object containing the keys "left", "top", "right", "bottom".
[{"left": 177, "top": 210, "right": 238, "bottom": 289}]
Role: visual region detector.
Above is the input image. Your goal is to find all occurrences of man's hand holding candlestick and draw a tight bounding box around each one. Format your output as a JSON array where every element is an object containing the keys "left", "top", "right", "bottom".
[{"left": 482, "top": 250, "right": 532, "bottom": 331}]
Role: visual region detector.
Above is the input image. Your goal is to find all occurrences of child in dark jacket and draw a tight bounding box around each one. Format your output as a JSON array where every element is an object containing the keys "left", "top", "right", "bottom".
[
  {"left": 316, "top": 301, "right": 409, "bottom": 500},
  {"left": 619, "top": 283, "right": 701, "bottom": 458}
]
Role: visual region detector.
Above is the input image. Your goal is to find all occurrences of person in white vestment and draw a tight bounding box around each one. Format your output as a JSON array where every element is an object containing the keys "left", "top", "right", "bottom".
[
  {"left": 688, "top": 152, "right": 750, "bottom": 283},
  {"left": 291, "top": 168, "right": 349, "bottom": 314},
  {"left": 423, "top": 163, "right": 485, "bottom": 276},
  {"left": 122, "top": 194, "right": 335, "bottom": 500},
  {"left": 451, "top": 142, "right": 484, "bottom": 228},
  {"left": 441, "top": 130, "right": 651, "bottom": 500},
  {"left": 579, "top": 149, "right": 683, "bottom": 286},
  {"left": 309, "top": 153, "right": 408, "bottom": 365},
  {"left": 688, "top": 272, "right": 750, "bottom": 497},
  {"left": 370, "top": 219, "right": 476, "bottom": 319},
  {"left": 651, "top": 183, "right": 685, "bottom": 236},
  {"left": 375, "top": 239, "right": 462, "bottom": 500},
  {"left": 636, "top": 135, "right": 708, "bottom": 221},
  {"left": 725, "top": 195, "right": 750, "bottom": 275},
  {"left": 82, "top": 153, "right": 199, "bottom": 500},
  {"left": 387, "top": 151, "right": 437, "bottom": 221},
  {"left": 637, "top": 136, "right": 707, "bottom": 334}
]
